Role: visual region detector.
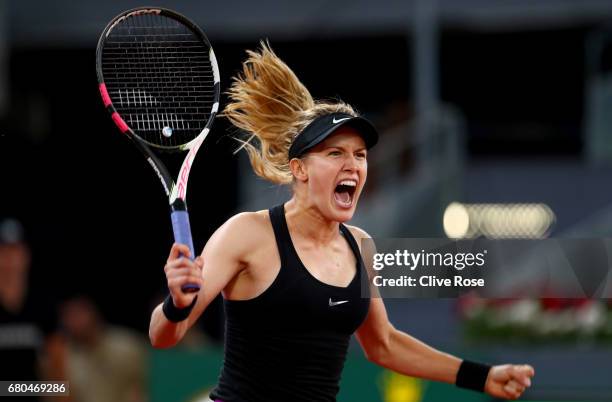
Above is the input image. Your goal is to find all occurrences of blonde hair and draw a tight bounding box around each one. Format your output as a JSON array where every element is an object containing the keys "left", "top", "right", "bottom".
[{"left": 224, "top": 41, "right": 357, "bottom": 185}]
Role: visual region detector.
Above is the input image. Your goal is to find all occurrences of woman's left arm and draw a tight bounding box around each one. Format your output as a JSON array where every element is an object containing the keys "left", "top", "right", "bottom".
[
  {"left": 348, "top": 225, "right": 534, "bottom": 399},
  {"left": 355, "top": 297, "right": 460, "bottom": 383},
  {"left": 355, "top": 300, "right": 534, "bottom": 399}
]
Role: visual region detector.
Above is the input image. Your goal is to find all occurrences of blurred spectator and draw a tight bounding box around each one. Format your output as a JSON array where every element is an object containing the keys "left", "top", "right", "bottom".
[
  {"left": 60, "top": 296, "right": 148, "bottom": 402},
  {"left": 0, "top": 218, "right": 67, "bottom": 400}
]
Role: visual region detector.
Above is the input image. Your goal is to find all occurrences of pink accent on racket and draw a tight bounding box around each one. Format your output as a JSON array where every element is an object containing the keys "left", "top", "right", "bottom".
[
  {"left": 111, "top": 112, "right": 129, "bottom": 133},
  {"left": 99, "top": 83, "right": 112, "bottom": 107}
]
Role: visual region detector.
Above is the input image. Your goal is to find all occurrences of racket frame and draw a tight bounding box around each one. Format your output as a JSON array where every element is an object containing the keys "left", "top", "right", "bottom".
[{"left": 96, "top": 7, "right": 220, "bottom": 292}]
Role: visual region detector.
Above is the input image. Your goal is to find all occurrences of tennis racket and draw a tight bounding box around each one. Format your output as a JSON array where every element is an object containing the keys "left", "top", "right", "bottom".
[{"left": 96, "top": 7, "right": 220, "bottom": 293}]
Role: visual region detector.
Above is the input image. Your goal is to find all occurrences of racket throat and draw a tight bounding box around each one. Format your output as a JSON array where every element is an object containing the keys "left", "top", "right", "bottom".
[
  {"left": 170, "top": 199, "right": 188, "bottom": 213},
  {"left": 145, "top": 156, "right": 171, "bottom": 197}
]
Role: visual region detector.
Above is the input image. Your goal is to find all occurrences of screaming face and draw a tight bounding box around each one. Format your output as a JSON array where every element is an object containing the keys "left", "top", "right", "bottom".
[{"left": 294, "top": 126, "right": 368, "bottom": 222}]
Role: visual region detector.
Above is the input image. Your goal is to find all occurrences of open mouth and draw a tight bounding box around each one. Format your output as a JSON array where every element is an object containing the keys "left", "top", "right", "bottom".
[{"left": 334, "top": 180, "right": 357, "bottom": 207}]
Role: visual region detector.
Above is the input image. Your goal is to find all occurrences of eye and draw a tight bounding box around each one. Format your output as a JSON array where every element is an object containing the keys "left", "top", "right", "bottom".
[
  {"left": 328, "top": 150, "right": 342, "bottom": 156},
  {"left": 356, "top": 151, "right": 367, "bottom": 159}
]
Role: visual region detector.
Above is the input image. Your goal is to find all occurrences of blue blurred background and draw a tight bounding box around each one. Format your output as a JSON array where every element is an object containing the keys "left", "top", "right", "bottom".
[{"left": 2, "top": 0, "right": 612, "bottom": 401}]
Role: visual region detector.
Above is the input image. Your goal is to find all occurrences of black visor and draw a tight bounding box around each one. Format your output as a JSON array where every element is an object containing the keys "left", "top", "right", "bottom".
[{"left": 288, "top": 112, "right": 378, "bottom": 159}]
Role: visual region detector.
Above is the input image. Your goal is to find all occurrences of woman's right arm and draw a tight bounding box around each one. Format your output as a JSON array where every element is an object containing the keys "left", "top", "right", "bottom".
[{"left": 149, "top": 213, "right": 256, "bottom": 348}]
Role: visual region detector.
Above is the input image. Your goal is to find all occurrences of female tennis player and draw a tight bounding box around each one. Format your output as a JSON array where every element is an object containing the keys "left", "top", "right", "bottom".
[{"left": 149, "top": 42, "right": 534, "bottom": 402}]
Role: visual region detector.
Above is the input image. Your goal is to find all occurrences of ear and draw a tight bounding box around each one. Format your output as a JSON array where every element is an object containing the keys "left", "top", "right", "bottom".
[{"left": 289, "top": 158, "right": 308, "bottom": 182}]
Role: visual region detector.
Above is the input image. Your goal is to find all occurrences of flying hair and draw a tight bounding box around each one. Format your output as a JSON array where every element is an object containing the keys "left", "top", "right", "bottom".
[{"left": 224, "top": 41, "right": 357, "bottom": 184}]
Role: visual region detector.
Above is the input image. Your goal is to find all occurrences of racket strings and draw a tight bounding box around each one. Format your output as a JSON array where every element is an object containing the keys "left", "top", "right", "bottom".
[{"left": 101, "top": 12, "right": 216, "bottom": 148}]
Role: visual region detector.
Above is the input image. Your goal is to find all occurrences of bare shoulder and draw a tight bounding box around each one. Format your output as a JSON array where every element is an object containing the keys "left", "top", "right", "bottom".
[
  {"left": 344, "top": 224, "right": 372, "bottom": 242},
  {"left": 344, "top": 224, "right": 376, "bottom": 268},
  {"left": 202, "top": 210, "right": 271, "bottom": 258},
  {"left": 226, "top": 210, "right": 270, "bottom": 230}
]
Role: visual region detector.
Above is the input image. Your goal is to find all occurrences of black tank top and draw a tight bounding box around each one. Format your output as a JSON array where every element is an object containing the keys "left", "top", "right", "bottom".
[{"left": 209, "top": 204, "right": 370, "bottom": 402}]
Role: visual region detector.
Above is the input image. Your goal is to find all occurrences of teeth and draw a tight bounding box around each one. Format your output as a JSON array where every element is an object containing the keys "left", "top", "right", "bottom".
[{"left": 339, "top": 180, "right": 357, "bottom": 187}]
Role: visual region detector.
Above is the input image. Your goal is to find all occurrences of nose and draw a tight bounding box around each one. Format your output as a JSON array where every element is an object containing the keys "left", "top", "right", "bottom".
[{"left": 343, "top": 154, "right": 359, "bottom": 171}]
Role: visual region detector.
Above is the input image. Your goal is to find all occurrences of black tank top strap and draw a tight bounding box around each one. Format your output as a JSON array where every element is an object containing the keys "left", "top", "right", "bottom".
[
  {"left": 268, "top": 204, "right": 292, "bottom": 267},
  {"left": 339, "top": 224, "right": 363, "bottom": 265},
  {"left": 339, "top": 224, "right": 369, "bottom": 299}
]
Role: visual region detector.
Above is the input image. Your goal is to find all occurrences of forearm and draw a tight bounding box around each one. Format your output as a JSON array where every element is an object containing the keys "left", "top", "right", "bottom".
[
  {"left": 374, "top": 328, "right": 461, "bottom": 384},
  {"left": 148, "top": 303, "right": 189, "bottom": 348}
]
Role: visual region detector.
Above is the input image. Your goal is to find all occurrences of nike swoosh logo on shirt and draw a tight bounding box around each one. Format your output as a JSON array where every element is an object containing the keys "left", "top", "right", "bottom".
[
  {"left": 332, "top": 117, "right": 351, "bottom": 124},
  {"left": 329, "top": 298, "right": 349, "bottom": 307}
]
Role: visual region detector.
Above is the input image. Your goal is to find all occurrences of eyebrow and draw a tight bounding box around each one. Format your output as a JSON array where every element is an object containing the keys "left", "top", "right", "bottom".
[{"left": 324, "top": 145, "right": 367, "bottom": 152}]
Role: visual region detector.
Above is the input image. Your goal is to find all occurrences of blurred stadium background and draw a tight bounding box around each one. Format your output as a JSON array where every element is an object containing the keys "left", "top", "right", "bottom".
[{"left": 2, "top": 0, "right": 612, "bottom": 401}]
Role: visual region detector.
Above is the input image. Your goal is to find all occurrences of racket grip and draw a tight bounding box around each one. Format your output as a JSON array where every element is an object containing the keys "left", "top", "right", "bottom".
[{"left": 170, "top": 207, "right": 201, "bottom": 294}]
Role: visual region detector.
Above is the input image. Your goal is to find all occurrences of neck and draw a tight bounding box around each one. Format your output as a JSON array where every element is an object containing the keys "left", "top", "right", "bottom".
[{"left": 284, "top": 197, "right": 339, "bottom": 245}]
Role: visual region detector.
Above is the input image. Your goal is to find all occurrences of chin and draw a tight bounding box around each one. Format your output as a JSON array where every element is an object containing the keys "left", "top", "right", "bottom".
[{"left": 329, "top": 200, "right": 358, "bottom": 222}]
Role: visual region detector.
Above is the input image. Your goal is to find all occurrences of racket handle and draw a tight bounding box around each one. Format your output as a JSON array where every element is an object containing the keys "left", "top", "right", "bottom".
[{"left": 170, "top": 205, "right": 201, "bottom": 294}]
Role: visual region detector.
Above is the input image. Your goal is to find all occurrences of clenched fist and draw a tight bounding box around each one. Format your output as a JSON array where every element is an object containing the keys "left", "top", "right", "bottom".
[
  {"left": 164, "top": 243, "right": 204, "bottom": 308},
  {"left": 485, "top": 364, "right": 535, "bottom": 400}
]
